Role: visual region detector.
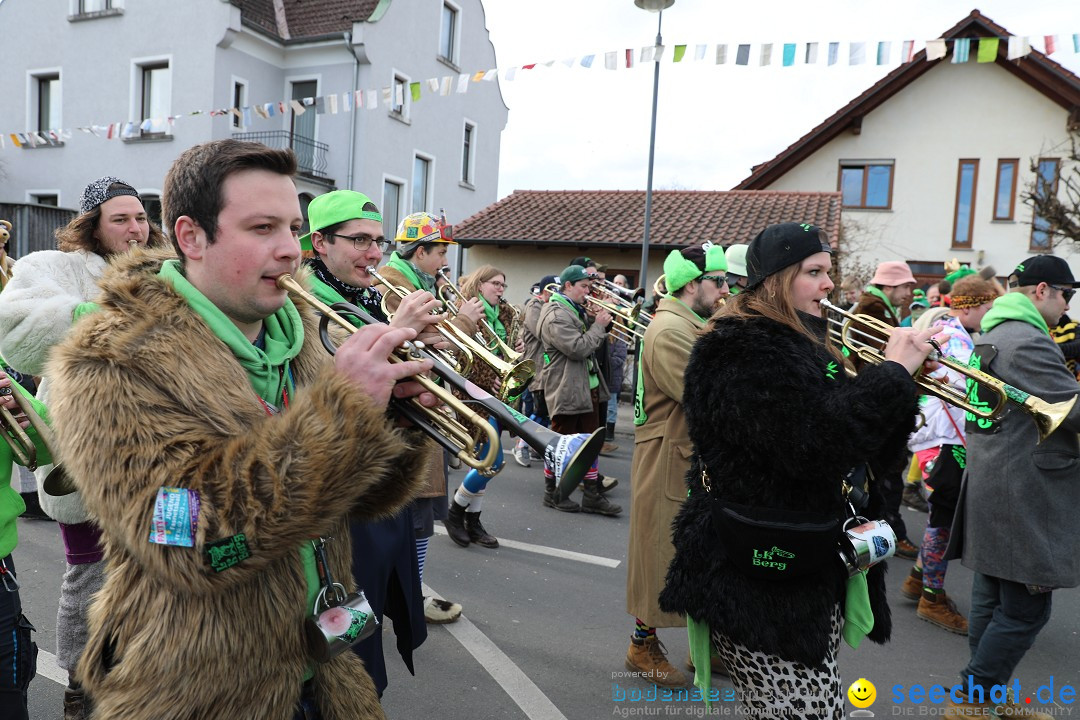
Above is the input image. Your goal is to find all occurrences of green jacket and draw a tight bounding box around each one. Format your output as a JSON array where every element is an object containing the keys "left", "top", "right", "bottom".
[{"left": 0, "top": 384, "right": 52, "bottom": 558}]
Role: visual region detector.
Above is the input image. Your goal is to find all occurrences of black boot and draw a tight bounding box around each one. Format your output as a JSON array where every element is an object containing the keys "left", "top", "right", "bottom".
[
  {"left": 445, "top": 499, "right": 471, "bottom": 547},
  {"left": 543, "top": 476, "right": 580, "bottom": 512},
  {"left": 465, "top": 511, "right": 499, "bottom": 548},
  {"left": 581, "top": 477, "right": 622, "bottom": 516},
  {"left": 64, "top": 681, "right": 90, "bottom": 720},
  {"left": 606, "top": 422, "right": 616, "bottom": 441}
]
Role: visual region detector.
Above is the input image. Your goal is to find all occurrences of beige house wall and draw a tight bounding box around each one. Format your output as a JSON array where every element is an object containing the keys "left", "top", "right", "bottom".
[{"left": 762, "top": 60, "right": 1078, "bottom": 278}]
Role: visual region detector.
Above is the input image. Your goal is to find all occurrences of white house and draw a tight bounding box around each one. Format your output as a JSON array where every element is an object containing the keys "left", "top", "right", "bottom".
[
  {"left": 734, "top": 10, "right": 1080, "bottom": 286},
  {"left": 0, "top": 0, "right": 507, "bottom": 259}
]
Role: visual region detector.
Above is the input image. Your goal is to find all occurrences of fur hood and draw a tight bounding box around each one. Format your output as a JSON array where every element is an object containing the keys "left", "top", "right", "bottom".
[
  {"left": 46, "top": 246, "right": 430, "bottom": 720},
  {"left": 659, "top": 314, "right": 918, "bottom": 667}
]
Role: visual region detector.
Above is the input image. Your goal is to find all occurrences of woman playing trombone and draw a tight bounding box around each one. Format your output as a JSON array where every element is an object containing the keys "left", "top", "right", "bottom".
[
  {"left": 659, "top": 222, "right": 936, "bottom": 719},
  {"left": 443, "top": 265, "right": 524, "bottom": 550}
]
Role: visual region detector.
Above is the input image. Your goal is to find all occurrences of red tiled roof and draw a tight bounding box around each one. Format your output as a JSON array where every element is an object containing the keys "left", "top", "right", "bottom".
[
  {"left": 232, "top": 0, "right": 382, "bottom": 41},
  {"left": 735, "top": 9, "right": 1080, "bottom": 190},
  {"left": 453, "top": 190, "right": 843, "bottom": 249}
]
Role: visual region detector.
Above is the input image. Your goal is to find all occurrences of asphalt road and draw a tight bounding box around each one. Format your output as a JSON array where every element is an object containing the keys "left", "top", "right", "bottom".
[{"left": 12, "top": 405, "right": 1080, "bottom": 718}]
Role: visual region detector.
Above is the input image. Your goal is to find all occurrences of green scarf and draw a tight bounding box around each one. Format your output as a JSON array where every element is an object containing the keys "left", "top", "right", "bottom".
[
  {"left": 863, "top": 285, "right": 899, "bottom": 323},
  {"left": 159, "top": 260, "right": 304, "bottom": 408},
  {"left": 980, "top": 291, "right": 1051, "bottom": 335},
  {"left": 843, "top": 570, "right": 874, "bottom": 649},
  {"left": 481, "top": 295, "right": 506, "bottom": 342},
  {"left": 385, "top": 252, "right": 435, "bottom": 295}
]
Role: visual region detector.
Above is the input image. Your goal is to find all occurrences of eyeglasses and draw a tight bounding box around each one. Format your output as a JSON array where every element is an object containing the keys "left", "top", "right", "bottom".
[
  {"left": 326, "top": 233, "right": 391, "bottom": 254},
  {"left": 486, "top": 280, "right": 508, "bottom": 290},
  {"left": 1048, "top": 284, "right": 1076, "bottom": 302}
]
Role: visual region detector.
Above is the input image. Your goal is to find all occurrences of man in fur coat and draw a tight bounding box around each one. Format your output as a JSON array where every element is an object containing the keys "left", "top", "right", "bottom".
[
  {"left": 46, "top": 140, "right": 435, "bottom": 720},
  {"left": 625, "top": 245, "right": 728, "bottom": 687}
]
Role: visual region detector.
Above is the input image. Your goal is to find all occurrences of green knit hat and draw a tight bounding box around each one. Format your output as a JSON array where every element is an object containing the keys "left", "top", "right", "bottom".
[
  {"left": 298, "top": 190, "right": 382, "bottom": 251},
  {"left": 663, "top": 246, "right": 728, "bottom": 294}
]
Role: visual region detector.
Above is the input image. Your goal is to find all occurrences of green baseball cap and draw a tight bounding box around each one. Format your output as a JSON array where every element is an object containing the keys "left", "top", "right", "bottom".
[
  {"left": 559, "top": 265, "right": 591, "bottom": 285},
  {"left": 298, "top": 190, "right": 382, "bottom": 251}
]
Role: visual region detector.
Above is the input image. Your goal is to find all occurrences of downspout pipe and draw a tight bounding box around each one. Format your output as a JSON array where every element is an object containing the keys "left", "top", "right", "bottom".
[{"left": 344, "top": 32, "right": 361, "bottom": 190}]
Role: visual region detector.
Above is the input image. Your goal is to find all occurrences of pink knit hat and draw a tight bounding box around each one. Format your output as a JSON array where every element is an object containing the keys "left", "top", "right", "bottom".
[{"left": 871, "top": 261, "right": 916, "bottom": 286}]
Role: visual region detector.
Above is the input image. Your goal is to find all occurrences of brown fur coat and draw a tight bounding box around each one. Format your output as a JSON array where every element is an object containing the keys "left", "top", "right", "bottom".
[{"left": 46, "top": 248, "right": 430, "bottom": 720}]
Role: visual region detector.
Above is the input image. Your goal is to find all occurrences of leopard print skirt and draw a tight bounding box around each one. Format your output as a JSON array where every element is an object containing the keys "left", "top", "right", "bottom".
[{"left": 711, "top": 605, "right": 844, "bottom": 719}]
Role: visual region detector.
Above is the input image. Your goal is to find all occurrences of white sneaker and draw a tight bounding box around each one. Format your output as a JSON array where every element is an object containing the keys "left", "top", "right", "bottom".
[
  {"left": 424, "top": 596, "right": 462, "bottom": 624},
  {"left": 512, "top": 442, "right": 531, "bottom": 467}
]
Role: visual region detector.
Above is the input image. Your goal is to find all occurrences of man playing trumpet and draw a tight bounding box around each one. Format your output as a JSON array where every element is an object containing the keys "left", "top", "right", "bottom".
[{"left": 47, "top": 140, "right": 433, "bottom": 720}]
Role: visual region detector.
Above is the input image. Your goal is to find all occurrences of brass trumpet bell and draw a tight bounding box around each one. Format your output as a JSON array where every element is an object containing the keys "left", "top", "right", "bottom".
[{"left": 820, "top": 299, "right": 1075, "bottom": 443}]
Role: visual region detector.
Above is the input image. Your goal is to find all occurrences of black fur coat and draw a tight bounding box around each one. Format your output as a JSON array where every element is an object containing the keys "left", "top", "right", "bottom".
[{"left": 658, "top": 312, "right": 919, "bottom": 667}]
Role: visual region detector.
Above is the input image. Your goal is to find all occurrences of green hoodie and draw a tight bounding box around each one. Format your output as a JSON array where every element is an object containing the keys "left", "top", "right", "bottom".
[
  {"left": 0, "top": 383, "right": 52, "bottom": 559},
  {"left": 159, "top": 260, "right": 304, "bottom": 406},
  {"left": 980, "top": 292, "right": 1050, "bottom": 336},
  {"left": 159, "top": 260, "right": 318, "bottom": 680}
]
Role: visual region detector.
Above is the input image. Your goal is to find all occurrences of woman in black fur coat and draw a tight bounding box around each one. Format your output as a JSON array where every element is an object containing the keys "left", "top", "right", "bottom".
[{"left": 659, "top": 223, "right": 934, "bottom": 718}]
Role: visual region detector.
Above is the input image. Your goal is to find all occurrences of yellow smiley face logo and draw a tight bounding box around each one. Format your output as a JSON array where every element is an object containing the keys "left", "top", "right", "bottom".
[{"left": 847, "top": 678, "right": 876, "bottom": 708}]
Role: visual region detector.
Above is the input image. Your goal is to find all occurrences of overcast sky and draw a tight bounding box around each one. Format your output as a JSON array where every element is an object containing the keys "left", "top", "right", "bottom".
[{"left": 481, "top": 0, "right": 1079, "bottom": 199}]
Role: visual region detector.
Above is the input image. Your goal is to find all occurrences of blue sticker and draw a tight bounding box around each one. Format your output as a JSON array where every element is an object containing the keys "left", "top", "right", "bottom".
[{"left": 148, "top": 487, "right": 200, "bottom": 547}]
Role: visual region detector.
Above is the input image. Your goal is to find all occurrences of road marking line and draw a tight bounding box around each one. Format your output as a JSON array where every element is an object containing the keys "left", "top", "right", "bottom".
[
  {"left": 36, "top": 650, "right": 66, "bottom": 685},
  {"left": 425, "top": 586, "right": 568, "bottom": 720},
  {"left": 432, "top": 526, "right": 620, "bottom": 568}
]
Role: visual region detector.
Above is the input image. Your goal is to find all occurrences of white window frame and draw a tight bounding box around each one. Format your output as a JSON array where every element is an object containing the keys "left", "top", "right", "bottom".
[
  {"left": 390, "top": 70, "right": 411, "bottom": 123},
  {"left": 411, "top": 153, "right": 435, "bottom": 214},
  {"left": 381, "top": 174, "right": 407, "bottom": 243},
  {"left": 439, "top": 0, "right": 462, "bottom": 67},
  {"left": 26, "top": 68, "right": 63, "bottom": 134},
  {"left": 461, "top": 119, "right": 477, "bottom": 187},
  {"left": 231, "top": 76, "right": 249, "bottom": 131},
  {"left": 70, "top": 0, "right": 124, "bottom": 17},
  {"left": 25, "top": 190, "right": 61, "bottom": 206},
  {"left": 129, "top": 54, "right": 173, "bottom": 137},
  {"left": 282, "top": 75, "right": 321, "bottom": 136}
]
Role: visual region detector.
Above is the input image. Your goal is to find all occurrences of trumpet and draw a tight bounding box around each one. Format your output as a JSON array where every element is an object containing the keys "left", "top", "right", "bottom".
[
  {"left": 821, "top": 298, "right": 1076, "bottom": 442},
  {"left": 0, "top": 385, "right": 54, "bottom": 472},
  {"left": 365, "top": 265, "right": 475, "bottom": 377},
  {"left": 277, "top": 275, "right": 603, "bottom": 488}
]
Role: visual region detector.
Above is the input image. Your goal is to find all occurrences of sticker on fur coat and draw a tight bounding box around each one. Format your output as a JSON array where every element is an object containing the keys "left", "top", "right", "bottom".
[{"left": 148, "top": 487, "right": 201, "bottom": 547}]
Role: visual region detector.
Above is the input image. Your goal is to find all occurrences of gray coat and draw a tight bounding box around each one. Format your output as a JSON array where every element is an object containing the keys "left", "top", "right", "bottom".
[
  {"left": 537, "top": 298, "right": 609, "bottom": 416},
  {"left": 948, "top": 318, "right": 1080, "bottom": 588}
]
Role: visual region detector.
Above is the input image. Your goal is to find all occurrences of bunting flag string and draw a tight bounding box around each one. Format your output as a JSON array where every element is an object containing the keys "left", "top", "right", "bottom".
[{"left": 1, "top": 30, "right": 1076, "bottom": 148}]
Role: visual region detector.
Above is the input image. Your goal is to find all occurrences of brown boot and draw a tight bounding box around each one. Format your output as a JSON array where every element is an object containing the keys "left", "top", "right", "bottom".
[
  {"left": 625, "top": 636, "right": 688, "bottom": 688},
  {"left": 900, "top": 566, "right": 923, "bottom": 601},
  {"left": 994, "top": 702, "right": 1054, "bottom": 719},
  {"left": 581, "top": 477, "right": 621, "bottom": 516},
  {"left": 896, "top": 538, "right": 920, "bottom": 559},
  {"left": 917, "top": 589, "right": 969, "bottom": 635},
  {"left": 944, "top": 698, "right": 993, "bottom": 718}
]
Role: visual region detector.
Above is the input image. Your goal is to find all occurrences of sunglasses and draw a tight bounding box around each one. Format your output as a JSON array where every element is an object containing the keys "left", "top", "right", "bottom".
[
  {"left": 701, "top": 275, "right": 727, "bottom": 285},
  {"left": 1048, "top": 284, "right": 1076, "bottom": 302}
]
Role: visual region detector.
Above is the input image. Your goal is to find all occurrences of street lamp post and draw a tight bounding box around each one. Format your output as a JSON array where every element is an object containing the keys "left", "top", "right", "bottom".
[{"left": 635, "top": 0, "right": 673, "bottom": 294}]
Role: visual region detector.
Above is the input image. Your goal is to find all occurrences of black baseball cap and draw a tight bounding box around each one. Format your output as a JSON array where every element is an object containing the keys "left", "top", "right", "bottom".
[
  {"left": 569, "top": 256, "right": 596, "bottom": 268},
  {"left": 1009, "top": 255, "right": 1080, "bottom": 288},
  {"left": 745, "top": 222, "right": 832, "bottom": 289}
]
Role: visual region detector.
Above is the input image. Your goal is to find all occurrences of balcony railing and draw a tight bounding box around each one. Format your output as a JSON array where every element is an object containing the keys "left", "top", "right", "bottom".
[{"left": 232, "top": 131, "right": 330, "bottom": 180}]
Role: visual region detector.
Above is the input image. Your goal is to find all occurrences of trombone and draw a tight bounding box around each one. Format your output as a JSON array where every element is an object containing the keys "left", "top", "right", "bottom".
[
  {"left": 820, "top": 298, "right": 1076, "bottom": 442},
  {"left": 277, "top": 274, "right": 601, "bottom": 494},
  {"left": 437, "top": 268, "right": 524, "bottom": 363},
  {"left": 585, "top": 295, "right": 647, "bottom": 344},
  {"left": 590, "top": 281, "right": 653, "bottom": 325},
  {"left": 0, "top": 385, "right": 55, "bottom": 471},
  {"left": 365, "top": 265, "right": 475, "bottom": 377}
]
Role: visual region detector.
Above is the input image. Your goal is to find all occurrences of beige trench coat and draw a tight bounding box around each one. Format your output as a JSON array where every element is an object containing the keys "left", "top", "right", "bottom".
[{"left": 626, "top": 297, "right": 704, "bottom": 627}]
